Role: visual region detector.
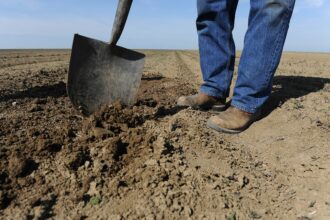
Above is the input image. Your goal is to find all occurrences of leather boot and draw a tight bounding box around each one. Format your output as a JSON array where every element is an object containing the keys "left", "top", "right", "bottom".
[
  {"left": 207, "top": 106, "right": 260, "bottom": 134},
  {"left": 177, "top": 93, "right": 226, "bottom": 111}
]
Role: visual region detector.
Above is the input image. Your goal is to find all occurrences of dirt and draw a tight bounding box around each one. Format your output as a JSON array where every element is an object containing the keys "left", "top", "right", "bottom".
[{"left": 0, "top": 50, "right": 330, "bottom": 219}]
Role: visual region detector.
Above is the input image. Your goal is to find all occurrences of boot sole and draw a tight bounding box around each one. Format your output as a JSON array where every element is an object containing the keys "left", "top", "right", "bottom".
[{"left": 210, "top": 104, "right": 228, "bottom": 112}]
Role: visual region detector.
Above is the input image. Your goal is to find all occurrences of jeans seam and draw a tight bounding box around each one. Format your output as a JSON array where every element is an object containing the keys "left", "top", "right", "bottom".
[
  {"left": 225, "top": 1, "right": 235, "bottom": 98},
  {"left": 225, "top": 31, "right": 233, "bottom": 98}
]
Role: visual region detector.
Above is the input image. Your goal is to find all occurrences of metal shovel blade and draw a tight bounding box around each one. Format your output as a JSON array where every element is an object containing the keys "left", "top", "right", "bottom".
[{"left": 67, "top": 34, "right": 145, "bottom": 116}]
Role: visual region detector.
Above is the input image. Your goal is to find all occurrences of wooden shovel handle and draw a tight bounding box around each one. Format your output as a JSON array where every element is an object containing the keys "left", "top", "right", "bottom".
[{"left": 110, "top": 0, "right": 133, "bottom": 45}]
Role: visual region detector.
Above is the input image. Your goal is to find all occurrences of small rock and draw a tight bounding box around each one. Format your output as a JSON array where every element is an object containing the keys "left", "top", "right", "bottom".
[
  {"left": 183, "top": 170, "right": 192, "bottom": 177},
  {"left": 145, "top": 159, "right": 158, "bottom": 166},
  {"left": 275, "top": 137, "right": 285, "bottom": 141},
  {"left": 29, "top": 104, "right": 43, "bottom": 112},
  {"left": 8, "top": 153, "right": 27, "bottom": 177},
  {"left": 248, "top": 211, "right": 262, "bottom": 219},
  {"left": 238, "top": 175, "right": 249, "bottom": 188},
  {"left": 33, "top": 98, "right": 47, "bottom": 105},
  {"left": 33, "top": 206, "right": 44, "bottom": 219},
  {"left": 84, "top": 161, "right": 90, "bottom": 168},
  {"left": 184, "top": 206, "right": 193, "bottom": 217},
  {"left": 226, "top": 173, "right": 236, "bottom": 181},
  {"left": 87, "top": 182, "right": 99, "bottom": 196},
  {"left": 308, "top": 200, "right": 316, "bottom": 208},
  {"left": 91, "top": 127, "right": 114, "bottom": 139},
  {"left": 12, "top": 102, "right": 17, "bottom": 107},
  {"left": 263, "top": 171, "right": 273, "bottom": 177}
]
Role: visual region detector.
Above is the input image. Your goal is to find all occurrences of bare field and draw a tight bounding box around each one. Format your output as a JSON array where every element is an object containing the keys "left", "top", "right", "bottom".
[{"left": 0, "top": 50, "right": 329, "bottom": 219}]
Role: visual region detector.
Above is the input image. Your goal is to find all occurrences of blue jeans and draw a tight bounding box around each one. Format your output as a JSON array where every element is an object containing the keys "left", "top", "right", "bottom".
[{"left": 197, "top": 0, "right": 295, "bottom": 113}]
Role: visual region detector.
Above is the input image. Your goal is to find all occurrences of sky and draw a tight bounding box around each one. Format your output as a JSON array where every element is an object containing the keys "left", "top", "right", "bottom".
[{"left": 0, "top": 0, "right": 329, "bottom": 52}]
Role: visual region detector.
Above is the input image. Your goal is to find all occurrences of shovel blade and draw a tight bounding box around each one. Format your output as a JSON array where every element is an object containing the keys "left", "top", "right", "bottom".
[{"left": 67, "top": 34, "right": 145, "bottom": 116}]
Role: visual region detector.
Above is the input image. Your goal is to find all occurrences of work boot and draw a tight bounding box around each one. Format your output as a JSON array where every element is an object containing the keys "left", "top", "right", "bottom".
[
  {"left": 207, "top": 106, "right": 261, "bottom": 134},
  {"left": 177, "top": 93, "right": 226, "bottom": 111}
]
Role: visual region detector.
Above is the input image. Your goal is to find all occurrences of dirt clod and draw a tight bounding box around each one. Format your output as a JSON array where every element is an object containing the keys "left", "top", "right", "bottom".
[{"left": 8, "top": 153, "right": 38, "bottom": 178}]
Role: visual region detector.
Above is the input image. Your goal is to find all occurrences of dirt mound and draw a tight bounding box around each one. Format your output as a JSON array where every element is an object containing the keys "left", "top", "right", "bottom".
[{"left": 0, "top": 63, "right": 198, "bottom": 218}]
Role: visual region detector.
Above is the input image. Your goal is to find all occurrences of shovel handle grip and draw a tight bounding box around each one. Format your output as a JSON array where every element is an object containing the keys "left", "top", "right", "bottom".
[{"left": 110, "top": 0, "right": 133, "bottom": 45}]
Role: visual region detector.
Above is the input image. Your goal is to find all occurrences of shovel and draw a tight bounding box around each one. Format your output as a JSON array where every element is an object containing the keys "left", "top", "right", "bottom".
[{"left": 67, "top": 0, "right": 145, "bottom": 116}]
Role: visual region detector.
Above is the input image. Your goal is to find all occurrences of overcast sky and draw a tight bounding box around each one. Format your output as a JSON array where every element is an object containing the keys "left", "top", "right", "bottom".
[{"left": 0, "top": 0, "right": 329, "bottom": 52}]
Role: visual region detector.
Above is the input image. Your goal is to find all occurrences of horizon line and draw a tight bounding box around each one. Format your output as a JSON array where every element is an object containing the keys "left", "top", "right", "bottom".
[{"left": 0, "top": 48, "right": 329, "bottom": 54}]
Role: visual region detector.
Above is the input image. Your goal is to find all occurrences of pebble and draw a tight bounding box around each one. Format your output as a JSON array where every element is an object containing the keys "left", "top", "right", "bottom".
[
  {"left": 84, "top": 161, "right": 90, "bottom": 168},
  {"left": 150, "top": 183, "right": 157, "bottom": 189},
  {"left": 91, "top": 127, "right": 113, "bottom": 139},
  {"left": 33, "top": 98, "right": 47, "bottom": 105},
  {"left": 308, "top": 200, "right": 316, "bottom": 208},
  {"left": 144, "top": 159, "right": 158, "bottom": 166},
  {"left": 33, "top": 206, "right": 44, "bottom": 219},
  {"left": 29, "top": 104, "right": 43, "bottom": 112},
  {"left": 87, "top": 182, "right": 99, "bottom": 196},
  {"left": 184, "top": 206, "right": 193, "bottom": 216},
  {"left": 12, "top": 102, "right": 17, "bottom": 107},
  {"left": 183, "top": 170, "right": 192, "bottom": 177},
  {"left": 238, "top": 175, "right": 249, "bottom": 188}
]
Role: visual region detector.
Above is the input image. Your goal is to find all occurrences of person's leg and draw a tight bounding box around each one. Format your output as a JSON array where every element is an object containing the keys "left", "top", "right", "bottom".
[
  {"left": 197, "top": 0, "right": 239, "bottom": 98},
  {"left": 177, "top": 0, "right": 238, "bottom": 111},
  {"left": 232, "top": 0, "right": 296, "bottom": 113},
  {"left": 207, "top": 0, "right": 296, "bottom": 133}
]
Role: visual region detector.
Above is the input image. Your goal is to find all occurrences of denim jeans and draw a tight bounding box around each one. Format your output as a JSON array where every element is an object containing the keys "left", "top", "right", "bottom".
[{"left": 197, "top": 0, "right": 295, "bottom": 113}]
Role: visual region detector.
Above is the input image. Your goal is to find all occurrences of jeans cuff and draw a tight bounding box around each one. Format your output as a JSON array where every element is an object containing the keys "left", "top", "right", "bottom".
[
  {"left": 231, "top": 100, "right": 258, "bottom": 114},
  {"left": 200, "top": 86, "right": 225, "bottom": 98}
]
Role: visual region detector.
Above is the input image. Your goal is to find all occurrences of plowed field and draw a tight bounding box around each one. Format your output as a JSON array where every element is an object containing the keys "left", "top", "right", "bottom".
[{"left": 0, "top": 50, "right": 330, "bottom": 219}]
